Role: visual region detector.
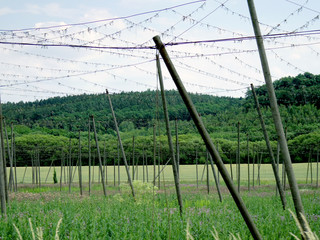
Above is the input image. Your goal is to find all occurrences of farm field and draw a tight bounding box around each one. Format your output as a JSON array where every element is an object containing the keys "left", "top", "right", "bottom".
[
  {"left": 0, "top": 163, "right": 319, "bottom": 239},
  {"left": 15, "top": 162, "right": 318, "bottom": 185}
]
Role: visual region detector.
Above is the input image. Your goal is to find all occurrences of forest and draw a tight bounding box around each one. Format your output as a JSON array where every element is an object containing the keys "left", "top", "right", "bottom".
[{"left": 3, "top": 72, "right": 320, "bottom": 167}]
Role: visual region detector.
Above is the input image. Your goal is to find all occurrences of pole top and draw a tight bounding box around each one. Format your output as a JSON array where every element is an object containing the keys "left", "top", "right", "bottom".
[
  {"left": 106, "top": 89, "right": 109, "bottom": 95},
  {"left": 153, "top": 35, "right": 163, "bottom": 50}
]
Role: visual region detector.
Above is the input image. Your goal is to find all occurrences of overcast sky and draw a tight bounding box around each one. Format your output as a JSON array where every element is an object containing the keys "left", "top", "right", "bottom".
[{"left": 0, "top": 0, "right": 319, "bottom": 103}]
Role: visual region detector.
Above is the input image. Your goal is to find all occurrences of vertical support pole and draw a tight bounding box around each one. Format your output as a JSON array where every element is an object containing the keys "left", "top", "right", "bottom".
[
  {"left": 252, "top": 145, "right": 255, "bottom": 188},
  {"left": 317, "top": 148, "right": 319, "bottom": 188},
  {"left": 247, "top": 133, "right": 250, "bottom": 192},
  {"left": 60, "top": 149, "right": 63, "bottom": 191},
  {"left": 306, "top": 149, "right": 310, "bottom": 184},
  {"left": 0, "top": 118, "right": 6, "bottom": 214},
  {"left": 113, "top": 154, "right": 116, "bottom": 187},
  {"left": 237, "top": 122, "right": 241, "bottom": 193},
  {"left": 3, "top": 120, "right": 13, "bottom": 192},
  {"left": 143, "top": 150, "right": 145, "bottom": 182},
  {"left": 103, "top": 140, "right": 107, "bottom": 185},
  {"left": 146, "top": 153, "right": 149, "bottom": 182},
  {"left": 156, "top": 53, "right": 183, "bottom": 215},
  {"left": 158, "top": 137, "right": 161, "bottom": 189},
  {"left": 175, "top": 118, "right": 180, "bottom": 178},
  {"left": 78, "top": 130, "right": 83, "bottom": 196},
  {"left": 106, "top": 90, "right": 135, "bottom": 197},
  {"left": 276, "top": 139, "right": 280, "bottom": 196},
  {"left": 196, "top": 149, "right": 199, "bottom": 189},
  {"left": 247, "top": 0, "right": 308, "bottom": 231},
  {"left": 22, "top": 166, "right": 27, "bottom": 184},
  {"left": 209, "top": 154, "right": 223, "bottom": 202},
  {"left": 153, "top": 35, "right": 262, "bottom": 239},
  {"left": 153, "top": 124, "right": 156, "bottom": 186},
  {"left": 206, "top": 150, "right": 210, "bottom": 194},
  {"left": 13, "top": 131, "right": 17, "bottom": 192},
  {"left": 229, "top": 151, "right": 233, "bottom": 180},
  {"left": 310, "top": 149, "right": 313, "bottom": 184},
  {"left": 91, "top": 115, "right": 107, "bottom": 197},
  {"left": 88, "top": 117, "right": 91, "bottom": 196},
  {"left": 31, "top": 153, "right": 35, "bottom": 185},
  {"left": 68, "top": 138, "right": 72, "bottom": 194},
  {"left": 117, "top": 141, "right": 120, "bottom": 186},
  {"left": 132, "top": 136, "right": 135, "bottom": 181},
  {"left": 251, "top": 84, "right": 286, "bottom": 209},
  {"left": 0, "top": 115, "right": 8, "bottom": 203},
  {"left": 38, "top": 149, "right": 41, "bottom": 188},
  {"left": 258, "top": 153, "right": 262, "bottom": 186}
]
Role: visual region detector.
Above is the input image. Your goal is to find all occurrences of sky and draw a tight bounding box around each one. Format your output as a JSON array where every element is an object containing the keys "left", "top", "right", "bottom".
[{"left": 0, "top": 0, "right": 319, "bottom": 103}]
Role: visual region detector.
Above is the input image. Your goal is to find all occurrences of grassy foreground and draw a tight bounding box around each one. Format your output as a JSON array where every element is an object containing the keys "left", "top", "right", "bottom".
[
  {"left": 0, "top": 181, "right": 319, "bottom": 239},
  {"left": 1, "top": 163, "right": 319, "bottom": 239}
]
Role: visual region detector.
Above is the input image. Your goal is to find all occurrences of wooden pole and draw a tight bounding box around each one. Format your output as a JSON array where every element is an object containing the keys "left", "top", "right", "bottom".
[
  {"left": 175, "top": 118, "right": 180, "bottom": 178},
  {"left": 206, "top": 150, "right": 209, "bottom": 194},
  {"left": 0, "top": 116, "right": 8, "bottom": 203},
  {"left": 276, "top": 139, "right": 280, "bottom": 196},
  {"left": 317, "top": 148, "right": 319, "bottom": 188},
  {"left": 247, "top": 0, "right": 308, "bottom": 232},
  {"left": 229, "top": 151, "right": 233, "bottom": 180},
  {"left": 91, "top": 115, "right": 107, "bottom": 196},
  {"left": 196, "top": 149, "right": 199, "bottom": 188},
  {"left": 209, "top": 154, "right": 223, "bottom": 202},
  {"left": 117, "top": 141, "right": 120, "bottom": 186},
  {"left": 132, "top": 136, "right": 135, "bottom": 181},
  {"left": 3, "top": 120, "right": 13, "bottom": 192},
  {"left": 44, "top": 160, "right": 54, "bottom": 183},
  {"left": 237, "top": 122, "right": 240, "bottom": 193},
  {"left": 106, "top": 90, "right": 135, "bottom": 197},
  {"left": 68, "top": 138, "right": 72, "bottom": 194},
  {"left": 251, "top": 84, "right": 286, "bottom": 209},
  {"left": 88, "top": 117, "right": 92, "bottom": 196},
  {"left": 0, "top": 117, "right": 6, "bottom": 214},
  {"left": 13, "top": 131, "right": 17, "bottom": 192},
  {"left": 156, "top": 53, "right": 183, "bottom": 215},
  {"left": 143, "top": 150, "right": 145, "bottom": 182},
  {"left": 153, "top": 35, "right": 262, "bottom": 239},
  {"left": 22, "top": 166, "right": 27, "bottom": 184},
  {"left": 37, "top": 148, "right": 41, "bottom": 188},
  {"left": 31, "top": 153, "right": 34, "bottom": 185},
  {"left": 78, "top": 130, "right": 83, "bottom": 196},
  {"left": 153, "top": 124, "right": 156, "bottom": 186},
  {"left": 247, "top": 133, "right": 250, "bottom": 192},
  {"left": 60, "top": 149, "right": 63, "bottom": 191},
  {"left": 306, "top": 149, "right": 310, "bottom": 184},
  {"left": 103, "top": 140, "right": 107, "bottom": 185}
]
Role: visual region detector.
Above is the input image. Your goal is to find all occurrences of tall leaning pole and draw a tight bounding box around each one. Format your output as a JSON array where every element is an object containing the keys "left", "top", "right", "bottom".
[
  {"left": 247, "top": 0, "right": 310, "bottom": 233},
  {"left": 106, "top": 90, "right": 135, "bottom": 198},
  {"left": 153, "top": 35, "right": 262, "bottom": 240}
]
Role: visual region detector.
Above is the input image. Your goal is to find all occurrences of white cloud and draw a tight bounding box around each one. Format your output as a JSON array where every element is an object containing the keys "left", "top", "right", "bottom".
[{"left": 0, "top": 7, "right": 15, "bottom": 16}]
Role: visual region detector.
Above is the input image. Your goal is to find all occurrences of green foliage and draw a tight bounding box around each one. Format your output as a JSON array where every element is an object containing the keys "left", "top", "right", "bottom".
[{"left": 3, "top": 73, "right": 320, "bottom": 166}]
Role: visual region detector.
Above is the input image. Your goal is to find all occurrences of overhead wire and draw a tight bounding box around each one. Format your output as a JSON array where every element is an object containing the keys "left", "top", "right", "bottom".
[{"left": 0, "top": 0, "right": 206, "bottom": 32}]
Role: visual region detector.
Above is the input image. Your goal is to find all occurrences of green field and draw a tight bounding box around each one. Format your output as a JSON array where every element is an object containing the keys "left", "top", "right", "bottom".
[
  {"left": 0, "top": 163, "right": 319, "bottom": 239},
  {"left": 14, "top": 162, "right": 318, "bottom": 185}
]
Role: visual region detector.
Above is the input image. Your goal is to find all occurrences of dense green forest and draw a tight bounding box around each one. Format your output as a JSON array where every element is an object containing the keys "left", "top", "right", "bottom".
[{"left": 2, "top": 72, "right": 320, "bottom": 166}]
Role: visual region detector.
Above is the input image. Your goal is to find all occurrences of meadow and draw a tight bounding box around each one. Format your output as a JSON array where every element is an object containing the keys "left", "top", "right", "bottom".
[{"left": 0, "top": 163, "right": 319, "bottom": 239}]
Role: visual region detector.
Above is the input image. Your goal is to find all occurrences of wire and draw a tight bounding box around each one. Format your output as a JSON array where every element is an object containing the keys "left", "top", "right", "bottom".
[
  {"left": 0, "top": 0, "right": 206, "bottom": 32},
  {"left": 168, "top": 0, "right": 229, "bottom": 43},
  {"left": 285, "top": 0, "right": 320, "bottom": 15}
]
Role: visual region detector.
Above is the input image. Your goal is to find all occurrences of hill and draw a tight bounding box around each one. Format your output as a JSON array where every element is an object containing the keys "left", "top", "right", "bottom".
[{"left": 2, "top": 73, "right": 320, "bottom": 166}]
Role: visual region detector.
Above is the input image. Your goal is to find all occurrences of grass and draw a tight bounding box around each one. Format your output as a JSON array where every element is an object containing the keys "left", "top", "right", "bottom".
[
  {"left": 0, "top": 181, "right": 319, "bottom": 239},
  {"left": 1, "top": 163, "right": 319, "bottom": 239}
]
